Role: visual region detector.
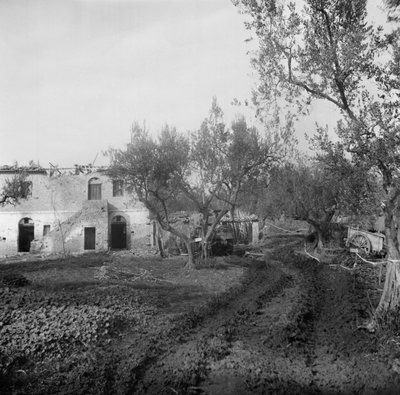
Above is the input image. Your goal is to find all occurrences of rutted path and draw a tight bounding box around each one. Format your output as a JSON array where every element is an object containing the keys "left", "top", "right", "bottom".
[
  {"left": 128, "top": 255, "right": 295, "bottom": 394},
  {"left": 129, "top": 243, "right": 400, "bottom": 394}
]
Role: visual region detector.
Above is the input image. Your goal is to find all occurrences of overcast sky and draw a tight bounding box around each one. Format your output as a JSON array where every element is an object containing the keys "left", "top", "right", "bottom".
[{"left": 0, "top": 0, "right": 389, "bottom": 168}]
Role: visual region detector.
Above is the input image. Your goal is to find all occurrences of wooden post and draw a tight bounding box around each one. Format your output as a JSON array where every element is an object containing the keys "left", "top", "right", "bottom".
[{"left": 252, "top": 221, "right": 259, "bottom": 244}]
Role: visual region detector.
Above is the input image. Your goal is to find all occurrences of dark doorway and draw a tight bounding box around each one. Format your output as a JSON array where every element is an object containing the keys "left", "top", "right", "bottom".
[
  {"left": 18, "top": 218, "right": 34, "bottom": 252},
  {"left": 110, "top": 216, "right": 127, "bottom": 249},
  {"left": 84, "top": 227, "right": 96, "bottom": 250}
]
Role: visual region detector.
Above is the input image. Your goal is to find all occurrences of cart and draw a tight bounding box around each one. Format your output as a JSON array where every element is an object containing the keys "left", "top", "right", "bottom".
[{"left": 346, "top": 226, "right": 385, "bottom": 256}]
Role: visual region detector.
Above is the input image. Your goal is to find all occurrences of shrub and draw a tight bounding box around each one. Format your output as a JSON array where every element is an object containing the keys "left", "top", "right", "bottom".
[{"left": 0, "top": 302, "right": 139, "bottom": 379}]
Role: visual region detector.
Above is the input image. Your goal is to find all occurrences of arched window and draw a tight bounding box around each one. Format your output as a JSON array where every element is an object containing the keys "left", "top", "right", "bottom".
[
  {"left": 112, "top": 215, "right": 126, "bottom": 223},
  {"left": 88, "top": 177, "right": 102, "bottom": 200}
]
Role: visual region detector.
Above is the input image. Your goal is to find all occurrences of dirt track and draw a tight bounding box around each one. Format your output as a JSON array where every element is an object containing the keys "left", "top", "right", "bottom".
[{"left": 128, "top": 242, "right": 400, "bottom": 394}]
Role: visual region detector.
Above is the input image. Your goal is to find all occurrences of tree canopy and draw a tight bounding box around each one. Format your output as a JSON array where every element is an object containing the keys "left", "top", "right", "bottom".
[
  {"left": 108, "top": 99, "right": 288, "bottom": 267},
  {"left": 235, "top": 0, "right": 400, "bottom": 314}
]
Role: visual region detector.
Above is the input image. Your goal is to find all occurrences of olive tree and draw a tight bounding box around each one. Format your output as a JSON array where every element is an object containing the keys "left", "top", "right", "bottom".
[
  {"left": 190, "top": 107, "right": 285, "bottom": 256},
  {"left": 235, "top": 0, "right": 400, "bottom": 315},
  {"left": 108, "top": 100, "right": 286, "bottom": 266},
  {"left": 107, "top": 124, "right": 196, "bottom": 266},
  {"left": 175, "top": 99, "right": 284, "bottom": 260}
]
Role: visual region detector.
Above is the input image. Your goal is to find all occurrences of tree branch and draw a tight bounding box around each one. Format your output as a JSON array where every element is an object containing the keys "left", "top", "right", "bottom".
[{"left": 287, "top": 49, "right": 346, "bottom": 109}]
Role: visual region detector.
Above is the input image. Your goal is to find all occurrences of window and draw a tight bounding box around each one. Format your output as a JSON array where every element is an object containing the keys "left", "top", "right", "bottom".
[
  {"left": 112, "top": 180, "right": 124, "bottom": 197},
  {"left": 88, "top": 178, "right": 102, "bottom": 200},
  {"left": 43, "top": 225, "right": 50, "bottom": 236},
  {"left": 22, "top": 181, "right": 32, "bottom": 198}
]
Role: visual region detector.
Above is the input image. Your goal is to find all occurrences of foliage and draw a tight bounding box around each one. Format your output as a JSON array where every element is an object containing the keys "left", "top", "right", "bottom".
[
  {"left": 235, "top": 0, "right": 375, "bottom": 124},
  {"left": 107, "top": 122, "right": 194, "bottom": 262},
  {"left": 234, "top": 0, "right": 397, "bottom": 220},
  {"left": 253, "top": 156, "right": 377, "bottom": 248},
  {"left": 216, "top": 113, "right": 292, "bottom": 210},
  {"left": 235, "top": 0, "right": 400, "bottom": 312},
  {"left": 0, "top": 286, "right": 142, "bottom": 378},
  {"left": 387, "top": 0, "right": 400, "bottom": 8},
  {"left": 108, "top": 99, "right": 287, "bottom": 265},
  {"left": 0, "top": 161, "right": 44, "bottom": 205},
  {"left": 0, "top": 173, "right": 30, "bottom": 205},
  {"left": 240, "top": 145, "right": 379, "bottom": 244},
  {"left": 0, "top": 305, "right": 113, "bottom": 360},
  {"left": 187, "top": 101, "right": 285, "bottom": 258},
  {"left": 385, "top": 0, "right": 400, "bottom": 21},
  {"left": 310, "top": 131, "right": 382, "bottom": 218}
]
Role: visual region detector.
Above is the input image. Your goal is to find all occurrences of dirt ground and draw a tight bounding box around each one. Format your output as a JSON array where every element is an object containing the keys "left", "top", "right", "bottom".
[
  {"left": 2, "top": 237, "right": 400, "bottom": 394},
  {"left": 129, "top": 239, "right": 400, "bottom": 395},
  {"left": 0, "top": 250, "right": 246, "bottom": 394}
]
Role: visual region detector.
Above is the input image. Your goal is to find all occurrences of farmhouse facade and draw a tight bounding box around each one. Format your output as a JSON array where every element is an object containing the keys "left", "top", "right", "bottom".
[{"left": 0, "top": 166, "right": 151, "bottom": 257}]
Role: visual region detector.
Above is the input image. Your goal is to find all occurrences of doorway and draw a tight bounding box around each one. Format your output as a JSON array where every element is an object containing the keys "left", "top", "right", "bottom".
[
  {"left": 84, "top": 227, "right": 96, "bottom": 250},
  {"left": 18, "top": 218, "right": 34, "bottom": 252},
  {"left": 110, "top": 216, "right": 127, "bottom": 249}
]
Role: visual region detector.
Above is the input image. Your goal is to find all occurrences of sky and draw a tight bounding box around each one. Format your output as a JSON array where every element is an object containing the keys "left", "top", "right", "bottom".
[{"left": 0, "top": 0, "right": 390, "bottom": 168}]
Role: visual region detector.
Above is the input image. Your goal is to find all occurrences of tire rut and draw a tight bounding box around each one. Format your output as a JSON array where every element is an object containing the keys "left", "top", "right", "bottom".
[
  {"left": 197, "top": 253, "right": 321, "bottom": 395},
  {"left": 129, "top": 258, "right": 295, "bottom": 394},
  {"left": 127, "top": 244, "right": 400, "bottom": 394}
]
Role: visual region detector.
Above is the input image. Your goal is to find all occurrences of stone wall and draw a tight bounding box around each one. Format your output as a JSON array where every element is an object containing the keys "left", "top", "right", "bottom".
[
  {"left": 0, "top": 170, "right": 150, "bottom": 257},
  {"left": 33, "top": 200, "right": 109, "bottom": 254},
  {"left": 0, "top": 170, "right": 142, "bottom": 213}
]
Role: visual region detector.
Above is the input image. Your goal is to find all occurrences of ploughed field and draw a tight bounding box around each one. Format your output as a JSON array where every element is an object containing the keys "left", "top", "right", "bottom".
[{"left": 1, "top": 237, "right": 400, "bottom": 394}]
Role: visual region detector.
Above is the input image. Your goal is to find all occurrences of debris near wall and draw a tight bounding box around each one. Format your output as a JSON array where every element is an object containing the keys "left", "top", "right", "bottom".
[
  {"left": 94, "top": 263, "right": 169, "bottom": 284},
  {"left": 260, "top": 218, "right": 309, "bottom": 238},
  {"left": 153, "top": 210, "right": 260, "bottom": 258},
  {"left": 48, "top": 164, "right": 108, "bottom": 177},
  {"left": 0, "top": 162, "right": 108, "bottom": 177},
  {"left": 127, "top": 237, "right": 159, "bottom": 257},
  {"left": 0, "top": 162, "right": 47, "bottom": 175}
]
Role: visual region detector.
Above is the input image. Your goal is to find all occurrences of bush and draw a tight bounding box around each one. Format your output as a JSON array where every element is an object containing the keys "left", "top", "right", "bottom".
[{"left": 0, "top": 299, "right": 139, "bottom": 381}]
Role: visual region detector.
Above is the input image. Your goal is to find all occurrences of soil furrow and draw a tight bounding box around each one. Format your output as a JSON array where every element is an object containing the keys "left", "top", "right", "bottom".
[
  {"left": 129, "top": 245, "right": 400, "bottom": 395},
  {"left": 129, "top": 258, "right": 295, "bottom": 394}
]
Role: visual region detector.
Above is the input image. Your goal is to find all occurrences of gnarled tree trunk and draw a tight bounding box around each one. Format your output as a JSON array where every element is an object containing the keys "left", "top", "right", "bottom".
[
  {"left": 378, "top": 189, "right": 400, "bottom": 313},
  {"left": 378, "top": 256, "right": 400, "bottom": 313},
  {"left": 199, "top": 208, "right": 229, "bottom": 262},
  {"left": 155, "top": 220, "right": 194, "bottom": 269},
  {"left": 307, "top": 220, "right": 324, "bottom": 251},
  {"left": 306, "top": 208, "right": 336, "bottom": 252}
]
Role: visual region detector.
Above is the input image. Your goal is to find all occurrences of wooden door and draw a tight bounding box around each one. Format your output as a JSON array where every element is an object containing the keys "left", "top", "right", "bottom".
[{"left": 84, "top": 227, "right": 96, "bottom": 250}]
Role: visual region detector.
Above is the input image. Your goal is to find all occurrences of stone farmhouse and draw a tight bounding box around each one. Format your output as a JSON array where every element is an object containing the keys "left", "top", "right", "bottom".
[{"left": 0, "top": 165, "right": 151, "bottom": 257}]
